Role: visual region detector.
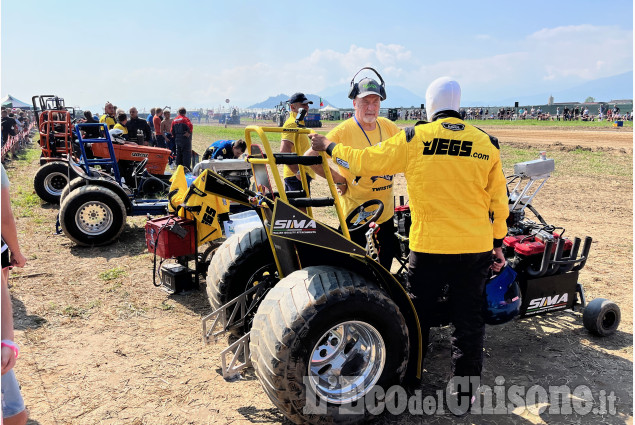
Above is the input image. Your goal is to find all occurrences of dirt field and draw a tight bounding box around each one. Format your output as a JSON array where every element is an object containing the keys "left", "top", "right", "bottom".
[{"left": 3, "top": 124, "right": 633, "bottom": 425}]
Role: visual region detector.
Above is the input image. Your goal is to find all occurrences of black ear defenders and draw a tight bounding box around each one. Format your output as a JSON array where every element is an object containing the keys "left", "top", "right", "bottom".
[{"left": 347, "top": 67, "right": 387, "bottom": 100}]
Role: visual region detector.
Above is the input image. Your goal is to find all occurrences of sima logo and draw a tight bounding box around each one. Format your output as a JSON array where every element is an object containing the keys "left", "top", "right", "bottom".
[
  {"left": 273, "top": 219, "right": 316, "bottom": 231},
  {"left": 131, "top": 152, "right": 149, "bottom": 158},
  {"left": 528, "top": 293, "right": 568, "bottom": 310}
]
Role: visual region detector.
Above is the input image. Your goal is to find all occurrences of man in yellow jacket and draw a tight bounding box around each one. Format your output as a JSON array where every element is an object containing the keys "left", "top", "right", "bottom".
[
  {"left": 99, "top": 102, "right": 116, "bottom": 130},
  {"left": 305, "top": 71, "right": 401, "bottom": 269},
  {"left": 280, "top": 93, "right": 316, "bottom": 193},
  {"left": 310, "top": 76, "right": 508, "bottom": 411}
]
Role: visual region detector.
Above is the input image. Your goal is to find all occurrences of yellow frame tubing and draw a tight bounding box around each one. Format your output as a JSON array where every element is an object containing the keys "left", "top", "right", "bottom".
[{"left": 243, "top": 126, "right": 352, "bottom": 275}]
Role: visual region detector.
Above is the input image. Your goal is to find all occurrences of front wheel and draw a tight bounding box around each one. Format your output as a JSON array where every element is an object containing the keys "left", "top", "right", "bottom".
[
  {"left": 59, "top": 185, "right": 127, "bottom": 246},
  {"left": 250, "top": 266, "right": 409, "bottom": 424},
  {"left": 33, "top": 161, "right": 76, "bottom": 204}
]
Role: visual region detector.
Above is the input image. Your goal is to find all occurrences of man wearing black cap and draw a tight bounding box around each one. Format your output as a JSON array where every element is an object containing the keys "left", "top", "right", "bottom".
[
  {"left": 305, "top": 74, "right": 400, "bottom": 270},
  {"left": 280, "top": 93, "right": 316, "bottom": 194}
]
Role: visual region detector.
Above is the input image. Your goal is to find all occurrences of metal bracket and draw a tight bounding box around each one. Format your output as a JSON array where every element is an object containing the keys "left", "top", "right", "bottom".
[
  {"left": 509, "top": 174, "right": 551, "bottom": 214},
  {"left": 220, "top": 332, "right": 251, "bottom": 380},
  {"left": 364, "top": 225, "right": 380, "bottom": 262},
  {"left": 576, "top": 283, "right": 586, "bottom": 309},
  {"left": 201, "top": 283, "right": 268, "bottom": 344}
]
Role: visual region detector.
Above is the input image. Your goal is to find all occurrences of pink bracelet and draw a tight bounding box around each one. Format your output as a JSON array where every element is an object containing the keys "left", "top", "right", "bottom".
[{"left": 1, "top": 340, "right": 19, "bottom": 359}]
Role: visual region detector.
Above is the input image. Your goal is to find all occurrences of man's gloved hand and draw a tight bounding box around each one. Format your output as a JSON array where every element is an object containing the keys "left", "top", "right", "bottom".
[{"left": 491, "top": 247, "right": 505, "bottom": 272}]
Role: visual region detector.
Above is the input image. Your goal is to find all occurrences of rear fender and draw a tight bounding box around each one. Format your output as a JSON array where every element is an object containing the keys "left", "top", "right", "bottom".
[{"left": 67, "top": 163, "right": 132, "bottom": 212}]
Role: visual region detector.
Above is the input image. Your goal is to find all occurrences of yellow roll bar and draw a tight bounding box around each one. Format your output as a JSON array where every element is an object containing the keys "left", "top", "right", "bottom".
[{"left": 243, "top": 125, "right": 350, "bottom": 240}]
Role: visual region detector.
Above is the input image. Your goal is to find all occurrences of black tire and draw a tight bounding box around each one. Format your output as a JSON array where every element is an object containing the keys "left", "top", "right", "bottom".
[
  {"left": 59, "top": 185, "right": 126, "bottom": 246},
  {"left": 250, "top": 266, "right": 409, "bottom": 424},
  {"left": 583, "top": 298, "right": 620, "bottom": 336},
  {"left": 140, "top": 177, "right": 168, "bottom": 195},
  {"left": 33, "top": 162, "right": 76, "bottom": 204},
  {"left": 60, "top": 176, "right": 87, "bottom": 204},
  {"left": 205, "top": 226, "right": 276, "bottom": 335}
]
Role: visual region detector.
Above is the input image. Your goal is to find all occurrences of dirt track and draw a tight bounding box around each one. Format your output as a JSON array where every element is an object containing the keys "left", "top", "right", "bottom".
[
  {"left": 4, "top": 124, "right": 633, "bottom": 425},
  {"left": 480, "top": 125, "right": 633, "bottom": 152}
]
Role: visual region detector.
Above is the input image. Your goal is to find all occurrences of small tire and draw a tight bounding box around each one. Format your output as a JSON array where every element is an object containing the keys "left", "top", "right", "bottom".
[
  {"left": 140, "top": 176, "right": 168, "bottom": 196},
  {"left": 583, "top": 298, "right": 620, "bottom": 336},
  {"left": 34, "top": 162, "right": 76, "bottom": 204},
  {"left": 250, "top": 266, "right": 409, "bottom": 424},
  {"left": 205, "top": 226, "right": 276, "bottom": 335},
  {"left": 59, "top": 185, "right": 126, "bottom": 246}
]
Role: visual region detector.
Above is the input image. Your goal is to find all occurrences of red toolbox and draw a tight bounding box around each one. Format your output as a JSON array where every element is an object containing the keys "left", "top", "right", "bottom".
[{"left": 145, "top": 216, "right": 196, "bottom": 258}]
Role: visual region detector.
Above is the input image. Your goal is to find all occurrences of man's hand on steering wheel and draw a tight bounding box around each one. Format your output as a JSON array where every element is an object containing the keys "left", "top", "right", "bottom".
[{"left": 345, "top": 199, "right": 384, "bottom": 233}]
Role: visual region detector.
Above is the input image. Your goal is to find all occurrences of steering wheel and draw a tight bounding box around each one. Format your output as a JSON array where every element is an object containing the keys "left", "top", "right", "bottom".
[
  {"left": 132, "top": 158, "right": 149, "bottom": 178},
  {"left": 345, "top": 199, "right": 384, "bottom": 233}
]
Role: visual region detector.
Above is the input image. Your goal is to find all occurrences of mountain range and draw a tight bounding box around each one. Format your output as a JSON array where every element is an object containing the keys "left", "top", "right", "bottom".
[{"left": 248, "top": 71, "right": 633, "bottom": 109}]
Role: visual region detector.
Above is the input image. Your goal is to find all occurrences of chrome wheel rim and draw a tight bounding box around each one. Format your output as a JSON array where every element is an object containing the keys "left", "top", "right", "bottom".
[
  {"left": 308, "top": 321, "right": 385, "bottom": 404},
  {"left": 75, "top": 201, "right": 113, "bottom": 235},
  {"left": 44, "top": 172, "right": 67, "bottom": 196}
]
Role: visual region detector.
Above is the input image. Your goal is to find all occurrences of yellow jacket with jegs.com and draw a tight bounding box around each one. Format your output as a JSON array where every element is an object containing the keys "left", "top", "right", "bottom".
[{"left": 329, "top": 115, "right": 508, "bottom": 254}]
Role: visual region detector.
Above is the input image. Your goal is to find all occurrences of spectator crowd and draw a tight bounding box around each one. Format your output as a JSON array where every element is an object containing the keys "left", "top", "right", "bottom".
[
  {"left": 1, "top": 108, "right": 34, "bottom": 161},
  {"left": 77, "top": 102, "right": 196, "bottom": 169}
]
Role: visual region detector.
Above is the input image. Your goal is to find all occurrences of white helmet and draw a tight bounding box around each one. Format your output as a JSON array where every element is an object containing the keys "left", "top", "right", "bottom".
[{"left": 425, "top": 76, "right": 461, "bottom": 121}]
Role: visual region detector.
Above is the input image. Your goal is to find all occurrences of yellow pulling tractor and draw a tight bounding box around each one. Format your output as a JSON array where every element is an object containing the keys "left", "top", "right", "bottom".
[{"left": 147, "top": 125, "right": 618, "bottom": 424}]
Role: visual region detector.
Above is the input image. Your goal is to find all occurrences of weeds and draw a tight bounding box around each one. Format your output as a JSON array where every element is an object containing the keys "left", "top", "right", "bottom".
[
  {"left": 62, "top": 305, "right": 82, "bottom": 317},
  {"left": 118, "top": 301, "right": 146, "bottom": 319},
  {"left": 159, "top": 301, "right": 175, "bottom": 311},
  {"left": 11, "top": 187, "right": 42, "bottom": 218},
  {"left": 105, "top": 282, "right": 123, "bottom": 292},
  {"left": 99, "top": 267, "right": 127, "bottom": 281}
]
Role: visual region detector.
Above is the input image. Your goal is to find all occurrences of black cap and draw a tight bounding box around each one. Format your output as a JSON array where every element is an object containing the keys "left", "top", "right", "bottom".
[
  {"left": 356, "top": 78, "right": 384, "bottom": 99},
  {"left": 288, "top": 93, "right": 313, "bottom": 105}
]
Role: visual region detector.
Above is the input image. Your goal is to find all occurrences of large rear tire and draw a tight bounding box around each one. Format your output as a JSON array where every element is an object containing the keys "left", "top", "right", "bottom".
[
  {"left": 59, "top": 185, "right": 126, "bottom": 246},
  {"left": 205, "top": 226, "right": 276, "bottom": 335},
  {"left": 250, "top": 266, "right": 409, "bottom": 424},
  {"left": 34, "top": 161, "right": 76, "bottom": 204}
]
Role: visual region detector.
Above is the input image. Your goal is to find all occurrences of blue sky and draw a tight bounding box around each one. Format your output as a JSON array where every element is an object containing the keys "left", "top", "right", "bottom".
[{"left": 2, "top": 0, "right": 632, "bottom": 112}]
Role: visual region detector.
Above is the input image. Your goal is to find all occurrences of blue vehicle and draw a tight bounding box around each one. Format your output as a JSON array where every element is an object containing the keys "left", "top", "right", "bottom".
[
  {"left": 303, "top": 112, "right": 322, "bottom": 128},
  {"left": 57, "top": 123, "right": 174, "bottom": 246}
]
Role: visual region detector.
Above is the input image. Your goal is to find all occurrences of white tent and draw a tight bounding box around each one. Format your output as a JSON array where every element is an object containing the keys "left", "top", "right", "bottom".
[
  {"left": 1, "top": 94, "right": 31, "bottom": 109},
  {"left": 320, "top": 105, "right": 339, "bottom": 112}
]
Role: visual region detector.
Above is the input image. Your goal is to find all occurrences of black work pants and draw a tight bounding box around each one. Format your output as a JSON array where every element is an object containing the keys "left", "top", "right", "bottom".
[
  {"left": 175, "top": 136, "right": 192, "bottom": 170},
  {"left": 349, "top": 219, "right": 395, "bottom": 271},
  {"left": 408, "top": 251, "right": 491, "bottom": 379}
]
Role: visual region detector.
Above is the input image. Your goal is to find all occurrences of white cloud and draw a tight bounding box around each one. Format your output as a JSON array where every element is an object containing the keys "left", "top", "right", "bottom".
[
  {"left": 5, "top": 25, "right": 630, "bottom": 109},
  {"left": 523, "top": 24, "right": 633, "bottom": 81}
]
